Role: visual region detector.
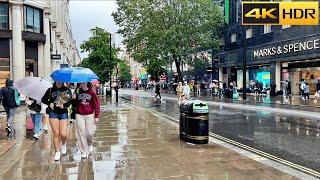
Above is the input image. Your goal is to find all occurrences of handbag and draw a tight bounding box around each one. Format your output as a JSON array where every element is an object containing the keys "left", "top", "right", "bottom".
[{"left": 28, "top": 102, "right": 42, "bottom": 112}]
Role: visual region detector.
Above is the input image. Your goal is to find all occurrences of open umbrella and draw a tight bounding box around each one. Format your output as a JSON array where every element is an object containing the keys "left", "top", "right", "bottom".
[
  {"left": 91, "top": 79, "right": 100, "bottom": 86},
  {"left": 14, "top": 77, "right": 52, "bottom": 101},
  {"left": 51, "top": 67, "right": 99, "bottom": 83}
]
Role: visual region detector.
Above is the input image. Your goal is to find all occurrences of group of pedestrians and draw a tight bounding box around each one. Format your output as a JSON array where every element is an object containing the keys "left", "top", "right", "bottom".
[
  {"left": 175, "top": 82, "right": 190, "bottom": 104},
  {"left": 0, "top": 78, "right": 101, "bottom": 161}
]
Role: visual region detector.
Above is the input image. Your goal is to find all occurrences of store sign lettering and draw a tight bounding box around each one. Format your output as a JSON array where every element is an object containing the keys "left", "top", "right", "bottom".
[{"left": 253, "top": 38, "right": 320, "bottom": 58}]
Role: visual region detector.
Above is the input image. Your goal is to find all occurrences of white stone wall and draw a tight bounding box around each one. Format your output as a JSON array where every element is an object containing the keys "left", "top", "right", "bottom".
[{"left": 5, "top": 0, "right": 80, "bottom": 83}]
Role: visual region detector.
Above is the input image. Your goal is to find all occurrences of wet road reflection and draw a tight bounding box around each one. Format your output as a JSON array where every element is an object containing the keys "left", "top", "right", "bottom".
[
  {"left": 0, "top": 99, "right": 299, "bottom": 179},
  {"left": 121, "top": 94, "right": 320, "bottom": 172}
]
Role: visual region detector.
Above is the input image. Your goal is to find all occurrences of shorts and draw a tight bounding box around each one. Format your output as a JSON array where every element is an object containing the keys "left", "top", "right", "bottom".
[{"left": 49, "top": 112, "right": 68, "bottom": 120}]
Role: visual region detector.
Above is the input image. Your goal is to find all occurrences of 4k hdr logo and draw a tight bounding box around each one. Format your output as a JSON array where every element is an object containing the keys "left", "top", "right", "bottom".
[{"left": 242, "top": 2, "right": 319, "bottom": 25}]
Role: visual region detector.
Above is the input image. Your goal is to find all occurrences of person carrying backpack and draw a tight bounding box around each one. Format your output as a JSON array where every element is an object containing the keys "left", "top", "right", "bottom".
[{"left": 1, "top": 79, "right": 20, "bottom": 137}]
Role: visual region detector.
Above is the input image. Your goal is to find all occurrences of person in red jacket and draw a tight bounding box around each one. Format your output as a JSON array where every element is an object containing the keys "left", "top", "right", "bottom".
[{"left": 72, "top": 82, "right": 100, "bottom": 159}]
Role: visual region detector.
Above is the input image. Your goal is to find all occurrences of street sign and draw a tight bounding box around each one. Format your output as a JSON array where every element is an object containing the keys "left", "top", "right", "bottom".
[{"left": 51, "top": 54, "right": 61, "bottom": 60}]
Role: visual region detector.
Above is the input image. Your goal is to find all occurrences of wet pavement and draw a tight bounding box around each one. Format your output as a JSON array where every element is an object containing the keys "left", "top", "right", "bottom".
[
  {"left": 0, "top": 99, "right": 302, "bottom": 179},
  {"left": 120, "top": 90, "right": 320, "bottom": 173}
]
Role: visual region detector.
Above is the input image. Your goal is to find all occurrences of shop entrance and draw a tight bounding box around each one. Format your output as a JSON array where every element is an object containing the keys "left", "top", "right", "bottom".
[
  {"left": 282, "top": 60, "right": 320, "bottom": 95},
  {"left": 25, "top": 59, "right": 38, "bottom": 77}
]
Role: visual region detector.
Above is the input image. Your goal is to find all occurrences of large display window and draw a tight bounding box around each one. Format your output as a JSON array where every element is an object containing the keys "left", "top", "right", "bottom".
[{"left": 282, "top": 67, "right": 320, "bottom": 95}]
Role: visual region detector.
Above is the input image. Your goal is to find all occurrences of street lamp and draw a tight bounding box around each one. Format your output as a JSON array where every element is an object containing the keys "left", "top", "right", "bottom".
[{"left": 242, "top": 26, "right": 247, "bottom": 101}]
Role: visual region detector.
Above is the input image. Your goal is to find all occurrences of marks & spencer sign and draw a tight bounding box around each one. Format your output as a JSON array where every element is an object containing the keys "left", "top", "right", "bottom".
[{"left": 253, "top": 37, "right": 320, "bottom": 58}]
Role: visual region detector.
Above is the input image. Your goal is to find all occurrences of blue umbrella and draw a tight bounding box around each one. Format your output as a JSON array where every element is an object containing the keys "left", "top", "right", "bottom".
[{"left": 51, "top": 67, "right": 99, "bottom": 83}]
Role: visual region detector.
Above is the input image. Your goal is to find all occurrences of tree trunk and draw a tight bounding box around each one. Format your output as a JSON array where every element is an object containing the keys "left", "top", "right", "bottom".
[{"left": 173, "top": 53, "right": 183, "bottom": 83}]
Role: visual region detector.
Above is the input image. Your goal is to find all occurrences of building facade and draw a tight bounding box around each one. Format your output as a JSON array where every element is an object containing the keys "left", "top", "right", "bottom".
[
  {"left": 0, "top": 0, "right": 80, "bottom": 87},
  {"left": 217, "top": 0, "right": 320, "bottom": 95}
]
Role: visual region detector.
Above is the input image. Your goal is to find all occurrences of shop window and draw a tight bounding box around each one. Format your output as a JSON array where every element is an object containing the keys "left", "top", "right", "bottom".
[
  {"left": 246, "top": 28, "right": 253, "bottom": 39},
  {"left": 0, "top": 58, "right": 10, "bottom": 87},
  {"left": 0, "top": 3, "right": 8, "bottom": 30},
  {"left": 24, "top": 6, "right": 43, "bottom": 33},
  {"left": 264, "top": 25, "right": 272, "bottom": 34},
  {"left": 231, "top": 33, "right": 237, "bottom": 43}
]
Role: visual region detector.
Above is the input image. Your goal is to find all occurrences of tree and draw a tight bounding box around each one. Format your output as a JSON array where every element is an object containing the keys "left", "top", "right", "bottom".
[
  {"left": 118, "top": 61, "right": 132, "bottom": 86},
  {"left": 112, "top": 0, "right": 223, "bottom": 82},
  {"left": 191, "top": 57, "right": 209, "bottom": 81},
  {"left": 146, "top": 58, "right": 167, "bottom": 82},
  {"left": 79, "top": 27, "right": 118, "bottom": 84}
]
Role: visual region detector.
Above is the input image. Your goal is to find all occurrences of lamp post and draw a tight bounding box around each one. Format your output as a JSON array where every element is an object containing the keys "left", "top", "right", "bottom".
[
  {"left": 115, "top": 64, "right": 119, "bottom": 103},
  {"left": 242, "top": 26, "right": 247, "bottom": 101},
  {"left": 108, "top": 33, "right": 112, "bottom": 98}
]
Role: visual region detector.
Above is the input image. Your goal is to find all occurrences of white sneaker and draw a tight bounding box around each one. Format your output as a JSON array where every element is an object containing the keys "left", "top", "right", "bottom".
[
  {"left": 43, "top": 126, "right": 49, "bottom": 134},
  {"left": 81, "top": 153, "right": 87, "bottom": 159},
  {"left": 61, "top": 144, "right": 67, "bottom": 155},
  {"left": 89, "top": 145, "right": 93, "bottom": 154},
  {"left": 32, "top": 133, "right": 40, "bottom": 140},
  {"left": 54, "top": 152, "right": 61, "bottom": 161}
]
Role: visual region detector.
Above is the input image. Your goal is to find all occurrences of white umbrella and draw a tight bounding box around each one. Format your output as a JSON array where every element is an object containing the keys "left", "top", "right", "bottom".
[{"left": 14, "top": 77, "right": 52, "bottom": 101}]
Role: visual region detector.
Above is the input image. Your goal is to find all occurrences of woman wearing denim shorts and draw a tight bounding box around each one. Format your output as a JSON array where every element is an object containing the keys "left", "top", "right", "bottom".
[{"left": 42, "top": 81, "right": 72, "bottom": 161}]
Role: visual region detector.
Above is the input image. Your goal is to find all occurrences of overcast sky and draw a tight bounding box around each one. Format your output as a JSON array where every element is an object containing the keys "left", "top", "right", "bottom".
[{"left": 69, "top": 0, "right": 123, "bottom": 58}]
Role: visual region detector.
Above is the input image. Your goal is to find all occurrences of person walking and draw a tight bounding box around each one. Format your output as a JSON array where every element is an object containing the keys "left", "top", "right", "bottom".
[
  {"left": 300, "top": 80, "right": 306, "bottom": 99},
  {"left": 304, "top": 83, "right": 310, "bottom": 100},
  {"left": 196, "top": 83, "right": 201, "bottom": 96},
  {"left": 42, "top": 81, "right": 72, "bottom": 161},
  {"left": 1, "top": 79, "right": 20, "bottom": 137},
  {"left": 154, "top": 83, "right": 161, "bottom": 100},
  {"left": 183, "top": 82, "right": 191, "bottom": 100},
  {"left": 176, "top": 82, "right": 184, "bottom": 104},
  {"left": 72, "top": 82, "right": 100, "bottom": 159},
  {"left": 26, "top": 97, "right": 42, "bottom": 140}
]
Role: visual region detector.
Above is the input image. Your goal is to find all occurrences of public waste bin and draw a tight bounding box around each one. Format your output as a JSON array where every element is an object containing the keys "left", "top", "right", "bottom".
[{"left": 179, "top": 100, "right": 209, "bottom": 144}]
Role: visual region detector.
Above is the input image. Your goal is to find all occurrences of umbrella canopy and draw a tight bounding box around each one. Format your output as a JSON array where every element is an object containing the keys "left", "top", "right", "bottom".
[
  {"left": 91, "top": 79, "right": 100, "bottom": 86},
  {"left": 51, "top": 67, "right": 99, "bottom": 83},
  {"left": 212, "top": 80, "right": 219, "bottom": 83},
  {"left": 14, "top": 77, "right": 52, "bottom": 101}
]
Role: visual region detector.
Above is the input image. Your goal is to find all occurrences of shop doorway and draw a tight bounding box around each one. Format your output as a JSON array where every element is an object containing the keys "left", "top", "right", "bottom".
[{"left": 26, "top": 59, "right": 38, "bottom": 77}]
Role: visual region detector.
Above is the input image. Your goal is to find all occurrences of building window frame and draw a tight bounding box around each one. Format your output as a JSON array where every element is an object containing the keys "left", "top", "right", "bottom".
[
  {"left": 246, "top": 28, "right": 253, "bottom": 39},
  {"left": 264, "top": 25, "right": 272, "bottom": 34},
  {"left": 231, "top": 33, "right": 237, "bottom": 43},
  {"left": 23, "top": 5, "right": 43, "bottom": 33},
  {"left": 282, "top": 25, "right": 291, "bottom": 29},
  {"left": 0, "top": 2, "right": 9, "bottom": 30}
]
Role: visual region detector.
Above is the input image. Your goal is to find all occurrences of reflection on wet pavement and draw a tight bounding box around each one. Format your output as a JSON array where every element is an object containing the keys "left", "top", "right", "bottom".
[
  {"left": 121, "top": 94, "right": 320, "bottom": 172},
  {"left": 0, "top": 101, "right": 297, "bottom": 179}
]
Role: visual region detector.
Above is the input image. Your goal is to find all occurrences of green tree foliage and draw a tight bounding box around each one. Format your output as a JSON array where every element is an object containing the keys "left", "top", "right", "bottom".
[
  {"left": 118, "top": 61, "right": 132, "bottom": 86},
  {"left": 79, "top": 27, "right": 118, "bottom": 84},
  {"left": 191, "top": 57, "right": 209, "bottom": 81},
  {"left": 112, "top": 0, "right": 223, "bottom": 82},
  {"left": 146, "top": 59, "right": 167, "bottom": 82}
]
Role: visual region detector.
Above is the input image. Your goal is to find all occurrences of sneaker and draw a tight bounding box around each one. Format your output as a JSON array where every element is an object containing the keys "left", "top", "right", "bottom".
[
  {"left": 54, "top": 152, "right": 61, "bottom": 161},
  {"left": 43, "top": 126, "right": 49, "bottom": 134},
  {"left": 5, "top": 125, "right": 12, "bottom": 137},
  {"left": 89, "top": 145, "right": 93, "bottom": 154},
  {"left": 61, "top": 144, "right": 67, "bottom": 155},
  {"left": 81, "top": 153, "right": 87, "bottom": 159},
  {"left": 33, "top": 133, "right": 40, "bottom": 140}
]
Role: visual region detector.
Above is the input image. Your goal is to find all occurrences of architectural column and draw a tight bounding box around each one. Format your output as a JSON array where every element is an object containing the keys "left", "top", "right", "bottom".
[
  {"left": 11, "top": 2, "right": 24, "bottom": 82},
  {"left": 271, "top": 61, "right": 281, "bottom": 92},
  {"left": 219, "top": 68, "right": 223, "bottom": 82},
  {"left": 43, "top": 7, "right": 51, "bottom": 79},
  {"left": 51, "top": 22, "right": 57, "bottom": 72},
  {"left": 275, "top": 61, "right": 281, "bottom": 92},
  {"left": 38, "top": 44, "right": 44, "bottom": 77}
]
